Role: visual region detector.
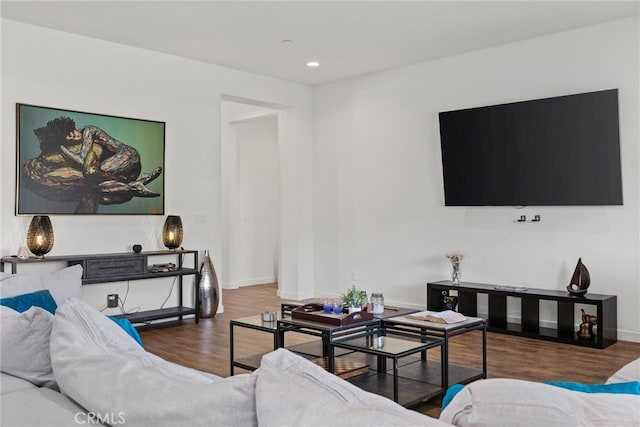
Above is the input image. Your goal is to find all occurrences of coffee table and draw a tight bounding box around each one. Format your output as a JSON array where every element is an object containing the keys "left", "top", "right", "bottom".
[
  {"left": 383, "top": 314, "right": 487, "bottom": 389},
  {"left": 277, "top": 306, "right": 416, "bottom": 373},
  {"left": 331, "top": 326, "right": 444, "bottom": 406},
  {"left": 229, "top": 310, "right": 379, "bottom": 378}
]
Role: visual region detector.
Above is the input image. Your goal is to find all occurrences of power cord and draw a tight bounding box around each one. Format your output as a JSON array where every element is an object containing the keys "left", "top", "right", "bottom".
[
  {"left": 103, "top": 276, "right": 177, "bottom": 325},
  {"left": 160, "top": 276, "right": 178, "bottom": 309},
  {"left": 118, "top": 281, "right": 140, "bottom": 314},
  {"left": 142, "top": 276, "right": 178, "bottom": 327}
]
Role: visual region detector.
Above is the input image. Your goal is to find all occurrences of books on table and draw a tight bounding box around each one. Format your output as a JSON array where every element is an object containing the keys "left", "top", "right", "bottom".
[{"left": 406, "top": 310, "right": 467, "bottom": 324}]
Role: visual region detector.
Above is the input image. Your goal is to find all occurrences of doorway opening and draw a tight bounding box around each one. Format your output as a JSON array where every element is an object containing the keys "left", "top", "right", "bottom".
[{"left": 221, "top": 96, "right": 285, "bottom": 294}]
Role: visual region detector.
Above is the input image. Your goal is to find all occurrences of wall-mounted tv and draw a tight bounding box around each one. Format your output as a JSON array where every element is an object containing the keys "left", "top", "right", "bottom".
[{"left": 438, "top": 89, "right": 623, "bottom": 206}]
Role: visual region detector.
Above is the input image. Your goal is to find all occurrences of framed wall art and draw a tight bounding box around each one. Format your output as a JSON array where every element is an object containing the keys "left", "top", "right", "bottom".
[{"left": 16, "top": 103, "right": 165, "bottom": 215}]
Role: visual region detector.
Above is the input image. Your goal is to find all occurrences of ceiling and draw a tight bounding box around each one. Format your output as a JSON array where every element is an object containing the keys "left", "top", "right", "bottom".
[{"left": 2, "top": 1, "right": 639, "bottom": 86}]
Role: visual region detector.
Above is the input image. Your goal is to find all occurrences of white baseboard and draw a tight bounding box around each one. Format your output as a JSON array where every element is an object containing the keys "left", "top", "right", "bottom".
[
  {"left": 279, "top": 291, "right": 302, "bottom": 301},
  {"left": 238, "top": 276, "right": 277, "bottom": 287},
  {"left": 222, "top": 281, "right": 240, "bottom": 289},
  {"left": 222, "top": 277, "right": 277, "bottom": 290}
]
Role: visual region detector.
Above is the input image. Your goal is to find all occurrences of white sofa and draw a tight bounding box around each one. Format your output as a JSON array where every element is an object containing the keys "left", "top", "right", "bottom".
[
  {"left": 1, "top": 266, "right": 638, "bottom": 427},
  {"left": 439, "top": 359, "right": 640, "bottom": 427},
  {"left": 0, "top": 267, "right": 449, "bottom": 426}
]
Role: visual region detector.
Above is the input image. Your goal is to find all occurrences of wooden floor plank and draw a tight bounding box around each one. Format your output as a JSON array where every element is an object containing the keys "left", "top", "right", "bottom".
[{"left": 140, "top": 283, "right": 640, "bottom": 418}]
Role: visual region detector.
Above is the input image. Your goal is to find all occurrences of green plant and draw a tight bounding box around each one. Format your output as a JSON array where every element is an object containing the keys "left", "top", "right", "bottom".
[{"left": 340, "top": 285, "right": 368, "bottom": 308}]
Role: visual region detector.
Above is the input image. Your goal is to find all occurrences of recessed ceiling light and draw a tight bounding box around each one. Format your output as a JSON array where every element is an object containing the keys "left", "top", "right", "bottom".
[
  {"left": 306, "top": 61, "right": 320, "bottom": 68},
  {"left": 282, "top": 39, "right": 293, "bottom": 45}
]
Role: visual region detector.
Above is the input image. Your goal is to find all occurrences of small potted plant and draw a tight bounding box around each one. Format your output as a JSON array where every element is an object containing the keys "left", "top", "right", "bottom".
[{"left": 341, "top": 285, "right": 368, "bottom": 313}]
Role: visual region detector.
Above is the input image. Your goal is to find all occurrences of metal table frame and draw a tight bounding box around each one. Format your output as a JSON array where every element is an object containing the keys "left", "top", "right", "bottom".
[
  {"left": 277, "top": 306, "right": 417, "bottom": 372},
  {"left": 382, "top": 315, "right": 487, "bottom": 388},
  {"left": 330, "top": 325, "right": 445, "bottom": 404},
  {"left": 229, "top": 313, "right": 282, "bottom": 375}
]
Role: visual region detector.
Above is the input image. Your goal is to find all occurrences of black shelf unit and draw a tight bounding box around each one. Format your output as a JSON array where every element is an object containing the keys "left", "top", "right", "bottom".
[
  {"left": 1, "top": 249, "right": 200, "bottom": 327},
  {"left": 427, "top": 281, "right": 616, "bottom": 349}
]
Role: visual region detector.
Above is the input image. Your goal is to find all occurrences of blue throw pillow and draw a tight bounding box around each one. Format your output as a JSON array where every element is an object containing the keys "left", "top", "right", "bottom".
[
  {"left": 545, "top": 381, "right": 640, "bottom": 395},
  {"left": 0, "top": 289, "right": 58, "bottom": 314},
  {"left": 108, "top": 316, "right": 144, "bottom": 347},
  {"left": 441, "top": 383, "right": 465, "bottom": 410}
]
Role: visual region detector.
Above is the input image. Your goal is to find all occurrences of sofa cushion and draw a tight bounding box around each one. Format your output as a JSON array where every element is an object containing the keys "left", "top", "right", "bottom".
[
  {"left": 0, "top": 265, "right": 82, "bottom": 306},
  {"left": 0, "top": 385, "right": 86, "bottom": 427},
  {"left": 0, "top": 305, "right": 56, "bottom": 389},
  {"left": 439, "top": 378, "right": 640, "bottom": 427},
  {"left": 51, "top": 298, "right": 255, "bottom": 426},
  {"left": 0, "top": 289, "right": 58, "bottom": 314},
  {"left": 0, "top": 372, "right": 38, "bottom": 395},
  {"left": 256, "top": 348, "right": 450, "bottom": 427}
]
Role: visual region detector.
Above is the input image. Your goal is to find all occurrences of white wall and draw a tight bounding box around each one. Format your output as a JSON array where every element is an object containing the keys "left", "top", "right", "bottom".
[
  {"left": 0, "top": 20, "right": 313, "bottom": 315},
  {"left": 313, "top": 16, "right": 640, "bottom": 341},
  {"left": 3, "top": 16, "right": 637, "bottom": 341}
]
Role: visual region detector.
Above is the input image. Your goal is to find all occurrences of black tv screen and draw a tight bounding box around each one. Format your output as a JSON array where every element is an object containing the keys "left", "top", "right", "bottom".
[{"left": 439, "top": 89, "right": 623, "bottom": 206}]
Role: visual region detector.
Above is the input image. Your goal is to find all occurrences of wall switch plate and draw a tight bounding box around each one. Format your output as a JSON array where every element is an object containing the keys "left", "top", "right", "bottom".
[{"left": 107, "top": 294, "right": 118, "bottom": 308}]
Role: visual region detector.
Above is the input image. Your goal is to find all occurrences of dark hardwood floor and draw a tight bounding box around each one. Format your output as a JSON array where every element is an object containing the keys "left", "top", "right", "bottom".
[{"left": 139, "top": 283, "right": 640, "bottom": 418}]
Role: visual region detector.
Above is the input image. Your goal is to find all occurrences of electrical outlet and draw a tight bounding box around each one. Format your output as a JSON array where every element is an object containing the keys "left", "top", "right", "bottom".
[{"left": 107, "top": 294, "right": 119, "bottom": 308}]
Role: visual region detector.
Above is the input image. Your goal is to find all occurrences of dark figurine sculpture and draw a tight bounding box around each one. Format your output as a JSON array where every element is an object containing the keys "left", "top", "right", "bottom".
[
  {"left": 567, "top": 258, "right": 590, "bottom": 296},
  {"left": 577, "top": 308, "right": 597, "bottom": 340},
  {"left": 442, "top": 291, "right": 459, "bottom": 311}
]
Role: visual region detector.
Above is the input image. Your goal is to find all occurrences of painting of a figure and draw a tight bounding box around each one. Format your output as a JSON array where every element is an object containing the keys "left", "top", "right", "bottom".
[{"left": 17, "top": 104, "right": 164, "bottom": 215}]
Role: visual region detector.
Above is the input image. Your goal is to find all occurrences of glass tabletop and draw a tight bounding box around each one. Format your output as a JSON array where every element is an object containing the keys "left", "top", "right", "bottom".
[
  {"left": 383, "top": 314, "right": 486, "bottom": 331},
  {"left": 230, "top": 313, "right": 284, "bottom": 331},
  {"left": 332, "top": 334, "right": 443, "bottom": 357}
]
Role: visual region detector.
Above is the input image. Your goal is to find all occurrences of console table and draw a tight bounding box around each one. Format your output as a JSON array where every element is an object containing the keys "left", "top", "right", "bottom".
[
  {"left": 1, "top": 250, "right": 200, "bottom": 326},
  {"left": 426, "top": 281, "right": 616, "bottom": 349}
]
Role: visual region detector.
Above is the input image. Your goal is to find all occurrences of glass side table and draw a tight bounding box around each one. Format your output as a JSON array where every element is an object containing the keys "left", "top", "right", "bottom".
[
  {"left": 382, "top": 314, "right": 487, "bottom": 389},
  {"left": 331, "top": 328, "right": 444, "bottom": 407},
  {"left": 229, "top": 313, "right": 282, "bottom": 375}
]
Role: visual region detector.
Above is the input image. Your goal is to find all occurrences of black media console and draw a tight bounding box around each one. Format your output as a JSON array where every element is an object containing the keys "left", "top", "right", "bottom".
[
  {"left": 1, "top": 249, "right": 200, "bottom": 327},
  {"left": 427, "top": 281, "right": 616, "bottom": 349}
]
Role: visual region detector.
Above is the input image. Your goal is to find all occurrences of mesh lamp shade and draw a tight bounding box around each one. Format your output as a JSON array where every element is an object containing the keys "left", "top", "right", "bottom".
[
  {"left": 26, "top": 215, "right": 54, "bottom": 258},
  {"left": 162, "top": 215, "right": 183, "bottom": 250}
]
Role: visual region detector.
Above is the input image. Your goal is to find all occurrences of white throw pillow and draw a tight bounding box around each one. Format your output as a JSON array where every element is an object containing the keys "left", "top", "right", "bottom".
[
  {"left": 51, "top": 298, "right": 256, "bottom": 426},
  {"left": 0, "top": 264, "right": 82, "bottom": 306},
  {"left": 0, "top": 305, "right": 56, "bottom": 389},
  {"left": 439, "top": 378, "right": 640, "bottom": 427}
]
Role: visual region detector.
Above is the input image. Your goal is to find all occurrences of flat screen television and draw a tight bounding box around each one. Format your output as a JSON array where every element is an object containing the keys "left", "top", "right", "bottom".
[{"left": 438, "top": 89, "right": 623, "bottom": 206}]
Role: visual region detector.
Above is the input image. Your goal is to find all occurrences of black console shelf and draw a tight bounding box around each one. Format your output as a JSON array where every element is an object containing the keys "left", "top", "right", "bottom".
[
  {"left": 427, "top": 281, "right": 616, "bottom": 349},
  {"left": 1, "top": 249, "right": 200, "bottom": 327},
  {"left": 114, "top": 306, "right": 197, "bottom": 324}
]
